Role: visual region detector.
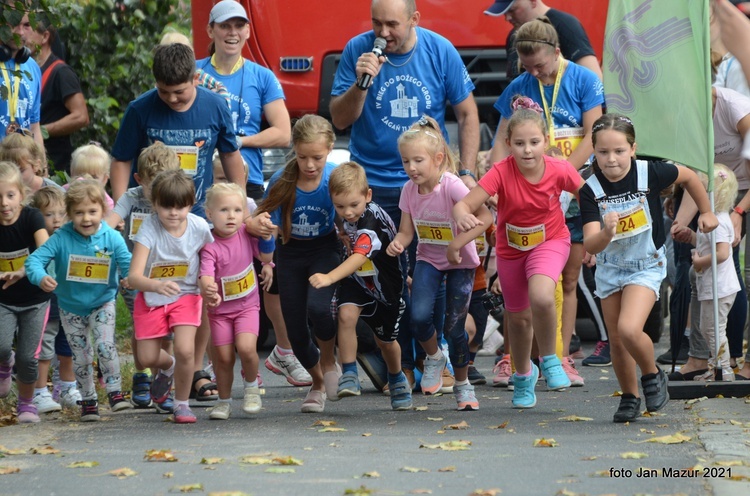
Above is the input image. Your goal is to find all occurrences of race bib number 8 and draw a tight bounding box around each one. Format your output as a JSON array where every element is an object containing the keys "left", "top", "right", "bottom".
[
  {"left": 0, "top": 248, "right": 29, "bottom": 272},
  {"left": 66, "top": 255, "right": 111, "bottom": 284},
  {"left": 149, "top": 261, "right": 189, "bottom": 281},
  {"left": 221, "top": 264, "right": 257, "bottom": 301},
  {"left": 613, "top": 204, "right": 649, "bottom": 240},
  {"left": 506, "top": 223, "right": 545, "bottom": 251},
  {"left": 415, "top": 220, "right": 454, "bottom": 246}
]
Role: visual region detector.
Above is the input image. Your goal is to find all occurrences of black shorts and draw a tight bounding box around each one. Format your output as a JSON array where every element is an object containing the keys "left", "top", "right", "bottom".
[{"left": 338, "top": 277, "right": 404, "bottom": 342}]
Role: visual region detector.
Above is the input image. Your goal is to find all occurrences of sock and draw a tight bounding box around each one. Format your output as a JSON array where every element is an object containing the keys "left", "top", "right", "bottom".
[
  {"left": 428, "top": 350, "right": 443, "bottom": 361},
  {"left": 244, "top": 379, "right": 259, "bottom": 389},
  {"left": 62, "top": 381, "right": 77, "bottom": 391},
  {"left": 387, "top": 372, "right": 403, "bottom": 383},
  {"left": 516, "top": 364, "right": 533, "bottom": 377},
  {"left": 469, "top": 352, "right": 477, "bottom": 363},
  {"left": 173, "top": 400, "right": 189, "bottom": 409},
  {"left": 455, "top": 378, "right": 470, "bottom": 387},
  {"left": 276, "top": 346, "right": 293, "bottom": 356},
  {"left": 342, "top": 362, "right": 357, "bottom": 375},
  {"left": 217, "top": 397, "right": 232, "bottom": 403},
  {"left": 34, "top": 387, "right": 47, "bottom": 396},
  {"left": 162, "top": 356, "right": 176, "bottom": 377}
]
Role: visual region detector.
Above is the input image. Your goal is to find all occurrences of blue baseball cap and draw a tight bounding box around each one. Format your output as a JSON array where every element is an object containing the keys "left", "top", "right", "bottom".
[{"left": 484, "top": 1, "right": 517, "bottom": 16}]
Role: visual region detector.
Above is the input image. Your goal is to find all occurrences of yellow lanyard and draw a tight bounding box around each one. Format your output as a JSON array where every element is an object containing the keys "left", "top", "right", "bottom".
[
  {"left": 210, "top": 54, "right": 244, "bottom": 75},
  {"left": 537, "top": 57, "right": 566, "bottom": 143},
  {"left": 0, "top": 62, "right": 21, "bottom": 124}
]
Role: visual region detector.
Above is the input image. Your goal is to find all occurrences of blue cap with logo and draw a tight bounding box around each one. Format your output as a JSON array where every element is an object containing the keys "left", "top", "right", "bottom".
[{"left": 484, "top": 1, "right": 517, "bottom": 16}]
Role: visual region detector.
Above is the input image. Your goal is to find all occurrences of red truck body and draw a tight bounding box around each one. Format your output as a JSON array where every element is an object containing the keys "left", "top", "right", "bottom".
[{"left": 192, "top": 0, "right": 608, "bottom": 124}]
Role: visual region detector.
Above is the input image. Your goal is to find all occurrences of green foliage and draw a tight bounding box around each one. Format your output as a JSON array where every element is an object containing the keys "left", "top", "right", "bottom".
[{"left": 49, "top": 0, "right": 191, "bottom": 152}]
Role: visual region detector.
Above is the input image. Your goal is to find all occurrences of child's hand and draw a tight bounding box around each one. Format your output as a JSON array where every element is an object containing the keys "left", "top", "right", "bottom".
[
  {"left": 672, "top": 225, "right": 695, "bottom": 245},
  {"left": 456, "top": 213, "right": 483, "bottom": 232},
  {"left": 491, "top": 277, "right": 502, "bottom": 295},
  {"left": 202, "top": 281, "right": 219, "bottom": 300},
  {"left": 246, "top": 212, "right": 276, "bottom": 239},
  {"left": 205, "top": 292, "right": 221, "bottom": 308},
  {"left": 309, "top": 273, "right": 333, "bottom": 289},
  {"left": 602, "top": 211, "right": 618, "bottom": 238},
  {"left": 120, "top": 277, "right": 132, "bottom": 290},
  {"left": 691, "top": 249, "right": 703, "bottom": 273},
  {"left": 446, "top": 243, "right": 462, "bottom": 265},
  {"left": 582, "top": 251, "right": 596, "bottom": 268},
  {"left": 386, "top": 240, "right": 404, "bottom": 257},
  {"left": 0, "top": 270, "right": 24, "bottom": 290},
  {"left": 155, "top": 280, "right": 181, "bottom": 297},
  {"left": 259, "top": 265, "right": 274, "bottom": 292},
  {"left": 697, "top": 211, "right": 719, "bottom": 234},
  {"left": 39, "top": 275, "right": 57, "bottom": 292}
]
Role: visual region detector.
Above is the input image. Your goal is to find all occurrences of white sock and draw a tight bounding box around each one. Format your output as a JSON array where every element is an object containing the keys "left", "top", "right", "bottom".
[
  {"left": 173, "top": 399, "right": 189, "bottom": 409},
  {"left": 162, "top": 356, "right": 176, "bottom": 377},
  {"left": 62, "top": 381, "right": 77, "bottom": 391},
  {"left": 428, "top": 350, "right": 443, "bottom": 361},
  {"left": 276, "top": 346, "right": 293, "bottom": 356},
  {"left": 245, "top": 379, "right": 259, "bottom": 389},
  {"left": 217, "top": 397, "right": 232, "bottom": 403},
  {"left": 454, "top": 378, "right": 470, "bottom": 387},
  {"left": 34, "top": 387, "right": 47, "bottom": 396}
]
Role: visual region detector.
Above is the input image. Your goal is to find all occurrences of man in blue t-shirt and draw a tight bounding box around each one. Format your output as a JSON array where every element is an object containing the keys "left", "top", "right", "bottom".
[
  {"left": 110, "top": 43, "right": 245, "bottom": 219},
  {"left": 330, "top": 0, "right": 480, "bottom": 207}
]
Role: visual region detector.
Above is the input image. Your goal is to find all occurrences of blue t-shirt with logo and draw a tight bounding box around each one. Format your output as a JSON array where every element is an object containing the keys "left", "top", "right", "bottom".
[
  {"left": 0, "top": 58, "right": 41, "bottom": 132},
  {"left": 332, "top": 27, "right": 474, "bottom": 188},
  {"left": 198, "top": 58, "right": 286, "bottom": 186},
  {"left": 265, "top": 163, "right": 337, "bottom": 239}
]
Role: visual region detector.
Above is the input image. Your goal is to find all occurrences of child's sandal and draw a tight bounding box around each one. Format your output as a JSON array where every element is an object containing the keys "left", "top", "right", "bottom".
[{"left": 190, "top": 370, "right": 218, "bottom": 402}]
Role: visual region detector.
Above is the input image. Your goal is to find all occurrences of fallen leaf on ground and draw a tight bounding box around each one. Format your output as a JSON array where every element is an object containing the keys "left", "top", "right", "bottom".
[
  {"left": 170, "top": 483, "right": 203, "bottom": 492},
  {"left": 0, "top": 466, "right": 20, "bottom": 475},
  {"left": 555, "top": 490, "right": 585, "bottom": 496},
  {"left": 401, "top": 466, "right": 430, "bottom": 473},
  {"left": 312, "top": 420, "right": 336, "bottom": 427},
  {"left": 420, "top": 440, "right": 471, "bottom": 451},
  {"left": 631, "top": 433, "right": 691, "bottom": 444},
  {"left": 641, "top": 411, "right": 665, "bottom": 417},
  {"left": 590, "top": 470, "right": 611, "bottom": 477},
  {"left": 362, "top": 433, "right": 372, "bottom": 437},
  {"left": 0, "top": 446, "right": 24, "bottom": 455},
  {"left": 533, "top": 438, "right": 559, "bottom": 447},
  {"left": 344, "top": 486, "right": 374, "bottom": 495},
  {"left": 715, "top": 460, "right": 750, "bottom": 467},
  {"left": 488, "top": 421, "right": 509, "bottom": 430},
  {"left": 208, "top": 493, "right": 251, "bottom": 496},
  {"left": 557, "top": 415, "right": 593, "bottom": 422},
  {"left": 201, "top": 457, "right": 224, "bottom": 465},
  {"left": 686, "top": 396, "right": 708, "bottom": 405},
  {"left": 620, "top": 452, "right": 648, "bottom": 459},
  {"left": 30, "top": 445, "right": 59, "bottom": 455},
  {"left": 318, "top": 427, "right": 347, "bottom": 433},
  {"left": 427, "top": 417, "right": 443, "bottom": 422},
  {"left": 273, "top": 456, "right": 303, "bottom": 466},
  {"left": 443, "top": 421, "right": 469, "bottom": 430},
  {"left": 163, "top": 472, "right": 174, "bottom": 478},
  {"left": 410, "top": 490, "right": 432, "bottom": 494},
  {"left": 109, "top": 467, "right": 137, "bottom": 478},
  {"left": 438, "top": 466, "right": 456, "bottom": 472},
  {"left": 639, "top": 428, "right": 655, "bottom": 434},
  {"left": 414, "top": 406, "right": 428, "bottom": 411},
  {"left": 362, "top": 471, "right": 380, "bottom": 478},
  {"left": 581, "top": 456, "right": 597, "bottom": 461},
  {"left": 468, "top": 489, "right": 501, "bottom": 496},
  {"left": 145, "top": 449, "right": 178, "bottom": 462},
  {"left": 67, "top": 461, "right": 99, "bottom": 468},
  {"left": 728, "top": 474, "right": 750, "bottom": 481},
  {"left": 265, "top": 467, "right": 295, "bottom": 474}
]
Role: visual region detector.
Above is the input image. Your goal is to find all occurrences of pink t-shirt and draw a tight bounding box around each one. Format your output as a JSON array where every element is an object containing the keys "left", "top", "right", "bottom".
[
  {"left": 399, "top": 172, "right": 479, "bottom": 271},
  {"left": 199, "top": 228, "right": 262, "bottom": 315},
  {"left": 479, "top": 155, "right": 581, "bottom": 260}
]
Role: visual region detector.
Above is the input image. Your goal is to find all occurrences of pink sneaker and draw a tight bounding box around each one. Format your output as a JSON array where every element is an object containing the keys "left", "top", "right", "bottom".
[
  {"left": 562, "top": 356, "right": 584, "bottom": 387},
  {"left": 492, "top": 354, "right": 512, "bottom": 387}
]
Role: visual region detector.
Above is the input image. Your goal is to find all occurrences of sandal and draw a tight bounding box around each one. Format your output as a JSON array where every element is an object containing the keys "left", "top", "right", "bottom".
[{"left": 189, "top": 370, "right": 218, "bottom": 402}]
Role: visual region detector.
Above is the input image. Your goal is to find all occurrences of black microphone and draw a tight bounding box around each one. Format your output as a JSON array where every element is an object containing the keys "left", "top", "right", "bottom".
[{"left": 357, "top": 37, "right": 387, "bottom": 90}]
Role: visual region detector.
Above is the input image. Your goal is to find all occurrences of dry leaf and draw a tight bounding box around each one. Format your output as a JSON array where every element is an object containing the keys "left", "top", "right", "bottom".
[
  {"left": 715, "top": 460, "right": 749, "bottom": 467},
  {"left": 30, "top": 445, "right": 59, "bottom": 455},
  {"left": 201, "top": 457, "right": 224, "bottom": 465},
  {"left": 362, "top": 433, "right": 372, "bottom": 437},
  {"left": 420, "top": 440, "right": 471, "bottom": 451},
  {"left": 631, "top": 433, "right": 691, "bottom": 444},
  {"left": 620, "top": 452, "right": 649, "bottom": 459},
  {"left": 67, "top": 461, "right": 99, "bottom": 468},
  {"left": 488, "top": 421, "right": 509, "bottom": 430},
  {"left": 557, "top": 415, "right": 593, "bottom": 422},
  {"left": 555, "top": 490, "right": 584, "bottom": 496},
  {"left": 239, "top": 456, "right": 275, "bottom": 465},
  {"left": 427, "top": 417, "right": 444, "bottom": 422},
  {"left": 109, "top": 467, "right": 137, "bottom": 478},
  {"left": 728, "top": 474, "right": 750, "bottom": 481},
  {"left": 0, "top": 466, "right": 20, "bottom": 475},
  {"left": 639, "top": 428, "right": 655, "bottom": 434},
  {"left": 344, "top": 486, "right": 374, "bottom": 496},
  {"left": 312, "top": 420, "right": 336, "bottom": 427},
  {"left": 145, "top": 449, "right": 178, "bottom": 462},
  {"left": 414, "top": 406, "right": 428, "bottom": 411},
  {"left": 533, "top": 438, "right": 559, "bottom": 447},
  {"left": 208, "top": 493, "right": 251, "bottom": 496},
  {"left": 273, "top": 456, "right": 303, "bottom": 466},
  {"left": 362, "top": 471, "right": 380, "bottom": 478},
  {"left": 163, "top": 472, "right": 174, "bottom": 478},
  {"left": 170, "top": 483, "right": 203, "bottom": 492},
  {"left": 0, "top": 446, "right": 24, "bottom": 456},
  {"left": 265, "top": 467, "right": 295, "bottom": 474},
  {"left": 318, "top": 427, "right": 347, "bottom": 432},
  {"left": 590, "top": 470, "right": 611, "bottom": 477},
  {"left": 468, "top": 490, "right": 501, "bottom": 496},
  {"left": 410, "top": 490, "right": 432, "bottom": 494},
  {"left": 444, "top": 421, "right": 469, "bottom": 430},
  {"left": 401, "top": 466, "right": 430, "bottom": 473},
  {"left": 438, "top": 466, "right": 456, "bottom": 472},
  {"left": 686, "top": 396, "right": 708, "bottom": 405},
  {"left": 581, "top": 456, "right": 597, "bottom": 461}
]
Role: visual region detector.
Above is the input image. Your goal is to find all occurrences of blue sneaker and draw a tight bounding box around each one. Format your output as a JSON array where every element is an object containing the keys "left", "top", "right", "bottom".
[
  {"left": 388, "top": 373, "right": 413, "bottom": 411},
  {"left": 154, "top": 391, "right": 174, "bottom": 414},
  {"left": 337, "top": 371, "right": 361, "bottom": 398},
  {"left": 512, "top": 363, "right": 539, "bottom": 409},
  {"left": 539, "top": 355, "right": 571, "bottom": 390},
  {"left": 131, "top": 372, "right": 153, "bottom": 408},
  {"left": 420, "top": 354, "right": 447, "bottom": 395}
]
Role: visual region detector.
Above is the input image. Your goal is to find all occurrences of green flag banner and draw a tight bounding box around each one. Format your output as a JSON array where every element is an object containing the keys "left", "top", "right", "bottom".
[{"left": 603, "top": 0, "right": 713, "bottom": 181}]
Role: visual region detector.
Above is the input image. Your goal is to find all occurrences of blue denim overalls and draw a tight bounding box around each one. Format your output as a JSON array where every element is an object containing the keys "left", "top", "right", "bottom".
[{"left": 586, "top": 160, "right": 666, "bottom": 300}]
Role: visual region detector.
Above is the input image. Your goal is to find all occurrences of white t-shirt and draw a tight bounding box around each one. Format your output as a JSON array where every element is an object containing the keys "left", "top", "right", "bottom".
[
  {"left": 713, "top": 86, "right": 750, "bottom": 189},
  {"left": 133, "top": 213, "right": 213, "bottom": 307},
  {"left": 695, "top": 212, "right": 740, "bottom": 301},
  {"left": 715, "top": 55, "right": 750, "bottom": 98}
]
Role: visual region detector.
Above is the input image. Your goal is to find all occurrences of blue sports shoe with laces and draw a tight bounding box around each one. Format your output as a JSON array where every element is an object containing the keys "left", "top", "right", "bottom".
[
  {"left": 512, "top": 362, "right": 539, "bottom": 409},
  {"left": 539, "top": 355, "right": 571, "bottom": 390}
]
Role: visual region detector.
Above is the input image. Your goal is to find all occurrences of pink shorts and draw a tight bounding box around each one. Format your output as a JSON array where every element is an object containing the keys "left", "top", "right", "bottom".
[
  {"left": 133, "top": 293, "right": 203, "bottom": 340},
  {"left": 208, "top": 307, "right": 259, "bottom": 347},
  {"left": 496, "top": 238, "right": 570, "bottom": 312}
]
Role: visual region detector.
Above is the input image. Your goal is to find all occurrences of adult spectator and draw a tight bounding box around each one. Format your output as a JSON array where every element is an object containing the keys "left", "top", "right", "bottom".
[
  {"left": 197, "top": 0, "right": 291, "bottom": 201},
  {"left": 484, "top": 0, "right": 603, "bottom": 81},
  {"left": 27, "top": 14, "right": 89, "bottom": 174},
  {"left": 0, "top": 4, "right": 44, "bottom": 154}
]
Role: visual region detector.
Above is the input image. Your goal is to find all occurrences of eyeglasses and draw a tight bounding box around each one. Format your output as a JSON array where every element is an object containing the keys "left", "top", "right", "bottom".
[{"left": 5, "top": 124, "right": 34, "bottom": 137}]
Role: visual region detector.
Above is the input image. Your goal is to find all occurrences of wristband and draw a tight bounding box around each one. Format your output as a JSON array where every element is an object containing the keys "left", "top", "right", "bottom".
[
  {"left": 261, "top": 261, "right": 276, "bottom": 268},
  {"left": 258, "top": 235, "right": 276, "bottom": 254},
  {"left": 733, "top": 206, "right": 746, "bottom": 217},
  {"left": 458, "top": 169, "right": 476, "bottom": 181}
]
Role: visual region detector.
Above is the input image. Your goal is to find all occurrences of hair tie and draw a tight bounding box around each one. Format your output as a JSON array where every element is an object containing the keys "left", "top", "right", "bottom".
[
  {"left": 515, "top": 38, "right": 556, "bottom": 48},
  {"left": 717, "top": 170, "right": 727, "bottom": 179}
]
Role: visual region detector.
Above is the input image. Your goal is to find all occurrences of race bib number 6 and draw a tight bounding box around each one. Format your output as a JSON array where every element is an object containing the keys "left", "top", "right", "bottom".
[{"left": 66, "top": 255, "right": 111, "bottom": 284}]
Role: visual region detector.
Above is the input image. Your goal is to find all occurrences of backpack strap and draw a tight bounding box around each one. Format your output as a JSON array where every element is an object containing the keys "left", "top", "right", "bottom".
[{"left": 41, "top": 59, "right": 65, "bottom": 93}]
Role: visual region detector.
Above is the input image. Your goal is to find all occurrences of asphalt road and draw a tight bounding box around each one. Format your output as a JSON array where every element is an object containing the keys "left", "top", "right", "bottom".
[{"left": 1, "top": 340, "right": 748, "bottom": 496}]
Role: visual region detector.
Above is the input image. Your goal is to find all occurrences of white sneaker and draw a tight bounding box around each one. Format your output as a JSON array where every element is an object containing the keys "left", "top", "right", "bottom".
[
  {"left": 209, "top": 401, "right": 231, "bottom": 420},
  {"left": 243, "top": 387, "right": 262, "bottom": 414},
  {"left": 477, "top": 320, "right": 503, "bottom": 356},
  {"left": 33, "top": 390, "right": 62, "bottom": 414},
  {"left": 59, "top": 387, "right": 83, "bottom": 409},
  {"left": 264, "top": 347, "right": 313, "bottom": 386}
]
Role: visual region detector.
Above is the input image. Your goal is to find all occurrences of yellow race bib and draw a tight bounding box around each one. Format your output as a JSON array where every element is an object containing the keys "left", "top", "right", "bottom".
[
  {"left": 148, "top": 261, "right": 189, "bottom": 281},
  {"left": 506, "top": 223, "right": 545, "bottom": 252},
  {"left": 129, "top": 212, "right": 149, "bottom": 240},
  {"left": 475, "top": 233, "right": 488, "bottom": 257},
  {"left": 355, "top": 258, "right": 376, "bottom": 277},
  {"left": 169, "top": 145, "right": 199, "bottom": 176},
  {"left": 415, "top": 220, "right": 454, "bottom": 246},
  {"left": 0, "top": 248, "right": 29, "bottom": 273},
  {"left": 613, "top": 203, "right": 650, "bottom": 241},
  {"left": 66, "top": 255, "right": 111, "bottom": 284},
  {"left": 221, "top": 264, "right": 257, "bottom": 301},
  {"left": 550, "top": 127, "right": 585, "bottom": 159}
]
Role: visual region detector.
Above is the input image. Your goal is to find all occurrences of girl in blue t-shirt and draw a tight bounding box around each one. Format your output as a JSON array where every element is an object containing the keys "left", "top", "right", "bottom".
[{"left": 257, "top": 114, "right": 340, "bottom": 414}]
